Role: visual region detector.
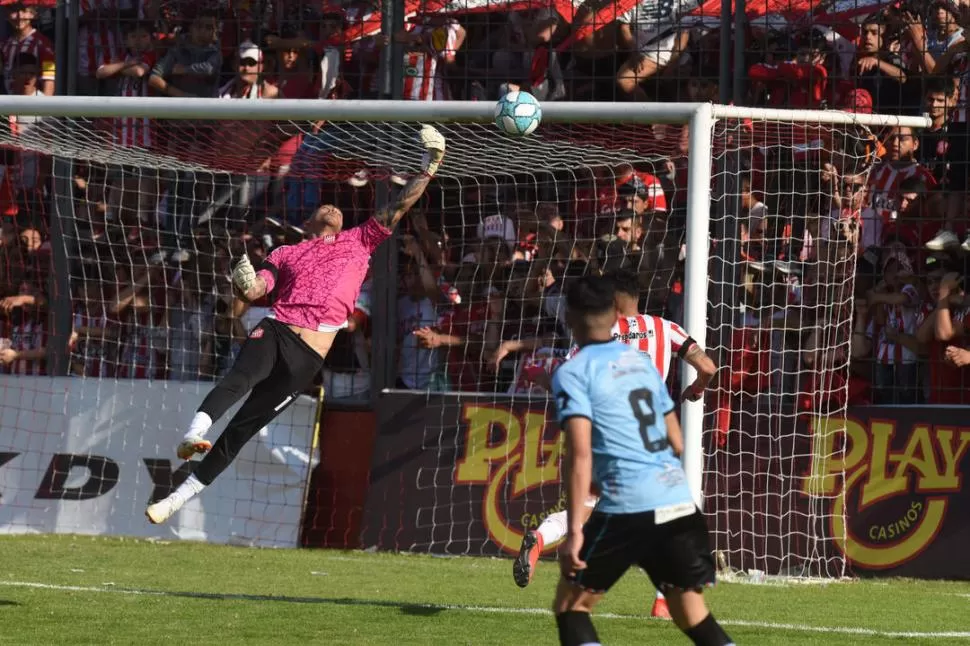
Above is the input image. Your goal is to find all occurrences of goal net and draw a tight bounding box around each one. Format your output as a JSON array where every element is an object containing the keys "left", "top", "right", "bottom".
[{"left": 0, "top": 98, "right": 922, "bottom": 576}]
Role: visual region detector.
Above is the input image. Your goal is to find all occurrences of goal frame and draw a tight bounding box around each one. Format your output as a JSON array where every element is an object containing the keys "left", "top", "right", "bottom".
[{"left": 0, "top": 95, "right": 931, "bottom": 510}]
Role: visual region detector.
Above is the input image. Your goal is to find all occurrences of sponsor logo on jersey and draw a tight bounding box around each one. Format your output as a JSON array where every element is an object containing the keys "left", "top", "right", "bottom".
[{"left": 249, "top": 327, "right": 264, "bottom": 339}]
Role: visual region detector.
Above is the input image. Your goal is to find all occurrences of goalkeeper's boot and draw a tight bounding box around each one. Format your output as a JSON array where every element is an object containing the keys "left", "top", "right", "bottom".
[
  {"left": 513, "top": 530, "right": 543, "bottom": 588},
  {"left": 651, "top": 594, "right": 672, "bottom": 620},
  {"left": 177, "top": 436, "right": 212, "bottom": 461},
  {"left": 145, "top": 494, "right": 182, "bottom": 525}
]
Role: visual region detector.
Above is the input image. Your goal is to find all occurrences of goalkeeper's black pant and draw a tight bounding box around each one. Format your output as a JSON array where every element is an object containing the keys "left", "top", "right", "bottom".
[{"left": 193, "top": 318, "right": 324, "bottom": 485}]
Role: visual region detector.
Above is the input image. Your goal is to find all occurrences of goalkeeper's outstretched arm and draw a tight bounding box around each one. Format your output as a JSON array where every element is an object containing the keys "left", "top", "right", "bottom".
[
  {"left": 232, "top": 255, "right": 268, "bottom": 303},
  {"left": 375, "top": 125, "right": 446, "bottom": 230}
]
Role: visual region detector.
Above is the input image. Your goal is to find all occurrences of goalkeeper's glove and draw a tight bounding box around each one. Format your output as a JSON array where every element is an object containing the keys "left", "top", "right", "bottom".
[
  {"left": 419, "top": 124, "right": 446, "bottom": 177},
  {"left": 232, "top": 254, "right": 257, "bottom": 294}
]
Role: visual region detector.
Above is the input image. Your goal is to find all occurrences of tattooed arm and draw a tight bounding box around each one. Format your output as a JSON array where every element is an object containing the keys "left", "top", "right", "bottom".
[
  {"left": 681, "top": 342, "right": 718, "bottom": 402},
  {"left": 375, "top": 173, "right": 435, "bottom": 230},
  {"left": 374, "top": 125, "right": 446, "bottom": 230}
]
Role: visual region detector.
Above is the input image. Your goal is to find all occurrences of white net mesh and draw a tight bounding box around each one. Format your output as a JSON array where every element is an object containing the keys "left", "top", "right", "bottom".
[
  {"left": 707, "top": 117, "right": 883, "bottom": 579},
  {"left": 0, "top": 106, "right": 898, "bottom": 572}
]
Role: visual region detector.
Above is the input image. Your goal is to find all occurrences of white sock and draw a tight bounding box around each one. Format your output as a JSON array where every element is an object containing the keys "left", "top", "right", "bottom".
[
  {"left": 169, "top": 474, "right": 206, "bottom": 506},
  {"left": 185, "top": 412, "right": 213, "bottom": 439},
  {"left": 536, "top": 510, "right": 568, "bottom": 545},
  {"left": 656, "top": 590, "right": 665, "bottom": 600}
]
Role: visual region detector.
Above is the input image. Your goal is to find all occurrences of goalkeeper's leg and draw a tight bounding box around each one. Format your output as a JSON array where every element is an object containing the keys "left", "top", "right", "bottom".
[
  {"left": 176, "top": 318, "right": 282, "bottom": 460},
  {"left": 147, "top": 322, "right": 323, "bottom": 524}
]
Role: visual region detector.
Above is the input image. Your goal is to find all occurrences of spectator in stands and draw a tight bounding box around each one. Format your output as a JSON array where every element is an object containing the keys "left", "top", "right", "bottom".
[
  {"left": 870, "top": 125, "right": 937, "bottom": 246},
  {"left": 76, "top": 0, "right": 126, "bottom": 96},
  {"left": 914, "top": 255, "right": 969, "bottom": 403},
  {"left": 162, "top": 261, "right": 214, "bottom": 381},
  {"left": 1, "top": 1, "right": 54, "bottom": 96},
  {"left": 475, "top": 11, "right": 565, "bottom": 102},
  {"left": 271, "top": 28, "right": 322, "bottom": 100},
  {"left": 320, "top": 279, "right": 372, "bottom": 399},
  {"left": 5, "top": 52, "right": 51, "bottom": 222},
  {"left": 110, "top": 260, "right": 167, "bottom": 379},
  {"left": 397, "top": 236, "right": 445, "bottom": 390},
  {"left": 392, "top": 14, "right": 465, "bottom": 101},
  {"left": 0, "top": 279, "right": 48, "bottom": 375},
  {"left": 413, "top": 264, "right": 500, "bottom": 392},
  {"left": 854, "top": 16, "right": 908, "bottom": 113},
  {"left": 219, "top": 42, "right": 277, "bottom": 99},
  {"left": 70, "top": 270, "right": 116, "bottom": 377},
  {"left": 863, "top": 245, "right": 923, "bottom": 404},
  {"left": 148, "top": 10, "right": 222, "bottom": 99},
  {"left": 97, "top": 22, "right": 158, "bottom": 237},
  {"left": 919, "top": 76, "right": 958, "bottom": 182}
]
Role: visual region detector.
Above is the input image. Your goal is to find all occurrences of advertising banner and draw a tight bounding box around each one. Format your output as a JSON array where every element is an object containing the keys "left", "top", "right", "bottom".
[
  {"left": 0, "top": 376, "right": 319, "bottom": 548},
  {"left": 363, "top": 392, "right": 970, "bottom": 579}
]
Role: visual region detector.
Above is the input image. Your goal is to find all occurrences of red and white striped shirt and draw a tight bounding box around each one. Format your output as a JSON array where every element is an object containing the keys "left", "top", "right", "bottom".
[
  {"left": 866, "top": 284, "right": 921, "bottom": 365},
  {"left": 612, "top": 314, "right": 691, "bottom": 382},
  {"left": 508, "top": 347, "right": 568, "bottom": 395},
  {"left": 73, "top": 306, "right": 114, "bottom": 378},
  {"left": 567, "top": 314, "right": 693, "bottom": 382},
  {"left": 398, "top": 21, "right": 461, "bottom": 101},
  {"left": 1, "top": 318, "right": 47, "bottom": 376},
  {"left": 111, "top": 52, "right": 156, "bottom": 148},
  {"left": 78, "top": 0, "right": 123, "bottom": 77},
  {"left": 1, "top": 29, "right": 55, "bottom": 94}
]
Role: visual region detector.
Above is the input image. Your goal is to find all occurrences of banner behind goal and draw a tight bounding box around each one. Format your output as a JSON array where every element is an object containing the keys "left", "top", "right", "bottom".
[{"left": 0, "top": 98, "right": 927, "bottom": 574}]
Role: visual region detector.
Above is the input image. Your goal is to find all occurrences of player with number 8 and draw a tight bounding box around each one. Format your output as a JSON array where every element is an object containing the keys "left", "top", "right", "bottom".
[{"left": 550, "top": 275, "right": 732, "bottom": 646}]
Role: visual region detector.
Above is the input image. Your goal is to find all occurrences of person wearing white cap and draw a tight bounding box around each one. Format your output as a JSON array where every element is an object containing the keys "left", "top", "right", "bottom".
[{"left": 219, "top": 42, "right": 279, "bottom": 100}]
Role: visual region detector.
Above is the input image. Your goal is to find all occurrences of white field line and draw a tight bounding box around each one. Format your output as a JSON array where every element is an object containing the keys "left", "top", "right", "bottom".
[{"left": 1, "top": 579, "right": 969, "bottom": 640}]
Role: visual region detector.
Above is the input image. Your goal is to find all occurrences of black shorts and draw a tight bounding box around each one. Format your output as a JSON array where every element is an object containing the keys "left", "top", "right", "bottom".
[{"left": 569, "top": 507, "right": 716, "bottom": 594}]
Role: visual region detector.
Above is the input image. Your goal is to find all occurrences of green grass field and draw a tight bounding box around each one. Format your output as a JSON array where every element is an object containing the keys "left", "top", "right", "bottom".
[{"left": 1, "top": 535, "right": 969, "bottom": 645}]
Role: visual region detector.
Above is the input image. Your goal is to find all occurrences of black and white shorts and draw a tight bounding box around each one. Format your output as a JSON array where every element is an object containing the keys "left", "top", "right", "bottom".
[{"left": 568, "top": 504, "right": 716, "bottom": 594}]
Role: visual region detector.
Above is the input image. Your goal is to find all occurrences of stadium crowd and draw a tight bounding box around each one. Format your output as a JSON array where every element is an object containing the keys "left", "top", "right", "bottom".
[{"left": 0, "top": 0, "right": 969, "bottom": 409}]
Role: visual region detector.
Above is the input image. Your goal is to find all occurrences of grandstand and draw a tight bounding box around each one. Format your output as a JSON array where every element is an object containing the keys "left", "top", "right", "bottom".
[{"left": 1, "top": 0, "right": 970, "bottom": 643}]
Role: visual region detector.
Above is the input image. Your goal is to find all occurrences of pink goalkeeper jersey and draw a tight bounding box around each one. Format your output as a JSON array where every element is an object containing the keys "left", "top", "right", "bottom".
[{"left": 257, "top": 217, "right": 392, "bottom": 330}]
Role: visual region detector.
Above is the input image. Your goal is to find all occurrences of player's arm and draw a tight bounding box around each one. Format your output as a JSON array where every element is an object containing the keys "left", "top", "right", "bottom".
[
  {"left": 563, "top": 417, "right": 594, "bottom": 536},
  {"left": 552, "top": 366, "right": 594, "bottom": 538},
  {"left": 232, "top": 255, "right": 275, "bottom": 303},
  {"left": 665, "top": 411, "right": 683, "bottom": 457},
  {"left": 681, "top": 342, "right": 718, "bottom": 402},
  {"left": 373, "top": 125, "right": 446, "bottom": 230}
]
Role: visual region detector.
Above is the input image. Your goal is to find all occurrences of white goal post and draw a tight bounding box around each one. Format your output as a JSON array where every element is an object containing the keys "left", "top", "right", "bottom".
[{"left": 0, "top": 96, "right": 929, "bottom": 575}]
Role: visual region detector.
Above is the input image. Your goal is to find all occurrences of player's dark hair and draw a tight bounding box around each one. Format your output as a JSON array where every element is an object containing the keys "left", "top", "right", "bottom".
[
  {"left": 606, "top": 268, "right": 639, "bottom": 298},
  {"left": 566, "top": 274, "right": 615, "bottom": 317}
]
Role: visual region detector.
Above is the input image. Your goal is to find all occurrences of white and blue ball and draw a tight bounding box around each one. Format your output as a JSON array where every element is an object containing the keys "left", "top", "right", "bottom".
[{"left": 494, "top": 90, "right": 542, "bottom": 136}]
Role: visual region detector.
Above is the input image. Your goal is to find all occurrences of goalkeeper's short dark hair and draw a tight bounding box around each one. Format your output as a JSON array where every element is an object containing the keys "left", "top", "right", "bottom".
[
  {"left": 566, "top": 274, "right": 615, "bottom": 318},
  {"left": 605, "top": 268, "right": 640, "bottom": 299}
]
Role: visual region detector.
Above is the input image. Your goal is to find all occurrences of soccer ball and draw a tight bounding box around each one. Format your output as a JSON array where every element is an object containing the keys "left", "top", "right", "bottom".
[{"left": 494, "top": 91, "right": 542, "bottom": 136}]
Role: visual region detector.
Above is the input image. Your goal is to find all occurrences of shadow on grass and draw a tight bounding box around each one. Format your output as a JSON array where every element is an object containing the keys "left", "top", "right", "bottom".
[
  {"left": 0, "top": 600, "right": 20, "bottom": 606},
  {"left": 99, "top": 586, "right": 509, "bottom": 618}
]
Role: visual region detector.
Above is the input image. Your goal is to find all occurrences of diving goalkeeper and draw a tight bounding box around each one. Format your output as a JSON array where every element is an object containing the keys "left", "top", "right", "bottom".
[{"left": 146, "top": 125, "right": 446, "bottom": 525}]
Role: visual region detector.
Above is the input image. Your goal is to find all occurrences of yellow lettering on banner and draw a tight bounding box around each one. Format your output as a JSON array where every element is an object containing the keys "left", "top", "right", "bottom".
[
  {"left": 860, "top": 420, "right": 904, "bottom": 509},
  {"left": 804, "top": 417, "right": 867, "bottom": 497},
  {"left": 513, "top": 411, "right": 561, "bottom": 497},
  {"left": 455, "top": 406, "right": 522, "bottom": 484},
  {"left": 928, "top": 429, "right": 970, "bottom": 491}
]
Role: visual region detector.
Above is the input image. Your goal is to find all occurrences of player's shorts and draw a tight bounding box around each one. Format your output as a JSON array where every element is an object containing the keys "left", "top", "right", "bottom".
[{"left": 568, "top": 504, "right": 715, "bottom": 594}]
